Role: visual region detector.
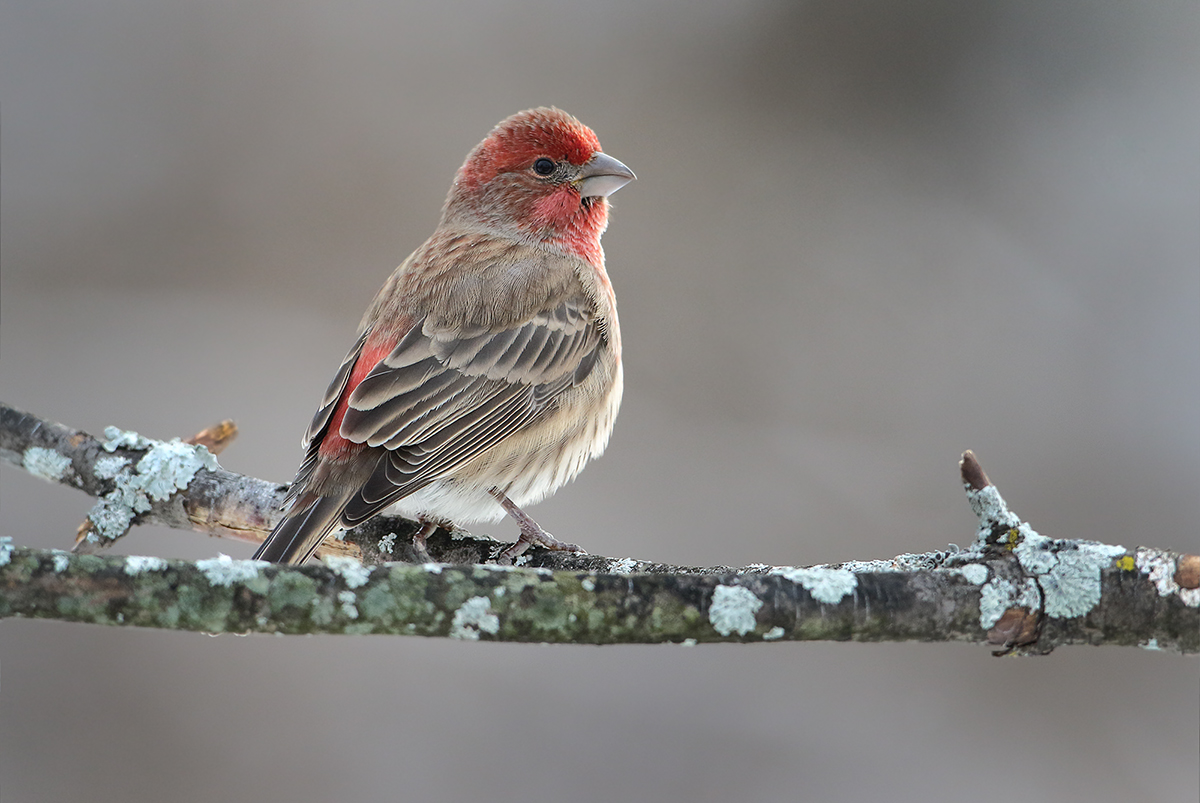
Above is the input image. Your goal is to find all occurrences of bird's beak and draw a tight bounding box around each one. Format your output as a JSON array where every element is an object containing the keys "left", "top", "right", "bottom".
[{"left": 576, "top": 152, "right": 636, "bottom": 199}]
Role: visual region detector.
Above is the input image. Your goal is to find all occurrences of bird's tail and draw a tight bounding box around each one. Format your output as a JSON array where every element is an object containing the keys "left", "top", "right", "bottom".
[{"left": 252, "top": 492, "right": 348, "bottom": 565}]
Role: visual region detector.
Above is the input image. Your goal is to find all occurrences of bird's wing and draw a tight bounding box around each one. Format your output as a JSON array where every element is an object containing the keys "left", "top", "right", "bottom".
[
  {"left": 302, "top": 326, "right": 372, "bottom": 450},
  {"left": 336, "top": 292, "right": 604, "bottom": 526},
  {"left": 275, "top": 326, "right": 373, "bottom": 513}
]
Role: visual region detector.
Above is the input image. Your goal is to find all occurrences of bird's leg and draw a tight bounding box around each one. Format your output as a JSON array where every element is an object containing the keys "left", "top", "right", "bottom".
[
  {"left": 410, "top": 519, "right": 438, "bottom": 562},
  {"left": 490, "top": 488, "right": 587, "bottom": 562}
]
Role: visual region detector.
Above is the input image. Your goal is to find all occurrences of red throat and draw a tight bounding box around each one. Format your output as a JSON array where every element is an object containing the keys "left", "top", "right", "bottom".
[
  {"left": 548, "top": 196, "right": 608, "bottom": 265},
  {"left": 453, "top": 108, "right": 611, "bottom": 263}
]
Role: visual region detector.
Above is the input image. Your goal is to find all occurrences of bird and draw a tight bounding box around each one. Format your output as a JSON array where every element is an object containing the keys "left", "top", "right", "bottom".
[{"left": 252, "top": 107, "right": 634, "bottom": 565}]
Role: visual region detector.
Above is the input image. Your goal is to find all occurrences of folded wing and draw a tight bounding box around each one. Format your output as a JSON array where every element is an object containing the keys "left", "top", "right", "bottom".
[{"left": 332, "top": 293, "right": 604, "bottom": 526}]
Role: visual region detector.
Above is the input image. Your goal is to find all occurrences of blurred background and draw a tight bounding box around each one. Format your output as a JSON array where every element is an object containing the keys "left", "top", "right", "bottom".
[{"left": 1, "top": 1, "right": 1196, "bottom": 800}]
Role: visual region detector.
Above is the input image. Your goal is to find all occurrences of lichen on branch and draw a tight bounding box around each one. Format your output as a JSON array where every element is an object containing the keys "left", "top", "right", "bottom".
[{"left": 1, "top": 403, "right": 1197, "bottom": 653}]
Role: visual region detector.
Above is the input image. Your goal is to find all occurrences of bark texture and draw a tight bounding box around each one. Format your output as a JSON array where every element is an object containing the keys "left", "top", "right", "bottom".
[{"left": 2, "top": 403, "right": 1196, "bottom": 652}]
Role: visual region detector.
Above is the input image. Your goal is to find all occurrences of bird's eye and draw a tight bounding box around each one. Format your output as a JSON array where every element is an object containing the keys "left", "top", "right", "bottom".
[{"left": 532, "top": 158, "right": 556, "bottom": 176}]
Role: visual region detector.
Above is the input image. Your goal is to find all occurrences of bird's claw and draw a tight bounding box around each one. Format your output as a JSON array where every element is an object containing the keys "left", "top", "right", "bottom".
[{"left": 496, "top": 530, "right": 587, "bottom": 564}]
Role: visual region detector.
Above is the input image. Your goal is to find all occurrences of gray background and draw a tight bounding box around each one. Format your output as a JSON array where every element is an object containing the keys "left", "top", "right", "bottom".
[{"left": 2, "top": 2, "right": 1196, "bottom": 801}]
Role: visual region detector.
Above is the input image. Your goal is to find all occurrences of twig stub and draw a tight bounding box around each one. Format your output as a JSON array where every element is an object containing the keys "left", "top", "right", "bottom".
[{"left": 959, "top": 450, "right": 991, "bottom": 492}]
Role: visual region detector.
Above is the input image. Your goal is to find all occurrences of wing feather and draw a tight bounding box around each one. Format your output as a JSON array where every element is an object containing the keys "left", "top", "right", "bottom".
[
  {"left": 333, "top": 291, "right": 605, "bottom": 524},
  {"left": 302, "top": 327, "right": 372, "bottom": 448}
]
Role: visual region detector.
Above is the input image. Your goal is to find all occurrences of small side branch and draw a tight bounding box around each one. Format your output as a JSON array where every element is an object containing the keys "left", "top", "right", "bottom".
[
  {"left": 0, "top": 403, "right": 353, "bottom": 556},
  {"left": 1, "top": 403, "right": 1196, "bottom": 651}
]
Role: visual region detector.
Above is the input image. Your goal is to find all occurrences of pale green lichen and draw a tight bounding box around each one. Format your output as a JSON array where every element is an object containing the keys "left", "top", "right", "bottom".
[
  {"left": 1011, "top": 526, "right": 1056, "bottom": 573},
  {"left": 1137, "top": 549, "right": 1177, "bottom": 596},
  {"left": 51, "top": 550, "right": 70, "bottom": 573},
  {"left": 323, "top": 555, "right": 372, "bottom": 589},
  {"left": 449, "top": 596, "right": 499, "bottom": 640},
  {"left": 485, "top": 570, "right": 539, "bottom": 603},
  {"left": 834, "top": 559, "right": 901, "bottom": 573},
  {"left": 978, "top": 578, "right": 1011, "bottom": 629},
  {"left": 102, "top": 427, "right": 153, "bottom": 452},
  {"left": 22, "top": 447, "right": 72, "bottom": 482},
  {"left": 708, "top": 584, "right": 762, "bottom": 636},
  {"left": 955, "top": 564, "right": 989, "bottom": 585},
  {"left": 423, "top": 563, "right": 443, "bottom": 574},
  {"left": 93, "top": 455, "right": 129, "bottom": 480},
  {"left": 1039, "top": 543, "right": 1126, "bottom": 618},
  {"left": 763, "top": 626, "right": 785, "bottom": 641},
  {"left": 85, "top": 432, "right": 219, "bottom": 544},
  {"left": 337, "top": 590, "right": 359, "bottom": 619},
  {"left": 309, "top": 593, "right": 337, "bottom": 626},
  {"left": 135, "top": 441, "right": 219, "bottom": 501},
  {"left": 839, "top": 551, "right": 956, "bottom": 574},
  {"left": 0, "top": 537, "right": 12, "bottom": 567},
  {"left": 86, "top": 465, "right": 156, "bottom": 542},
  {"left": 124, "top": 555, "right": 168, "bottom": 575},
  {"left": 770, "top": 566, "right": 857, "bottom": 604},
  {"left": 1136, "top": 548, "right": 1200, "bottom": 608},
  {"left": 86, "top": 472, "right": 152, "bottom": 541},
  {"left": 377, "top": 533, "right": 396, "bottom": 554},
  {"left": 196, "top": 554, "right": 262, "bottom": 587},
  {"left": 965, "top": 485, "right": 1021, "bottom": 542},
  {"left": 979, "top": 576, "right": 1039, "bottom": 629},
  {"left": 1010, "top": 528, "right": 1126, "bottom": 618},
  {"left": 355, "top": 568, "right": 437, "bottom": 628},
  {"left": 580, "top": 577, "right": 596, "bottom": 592},
  {"left": 610, "top": 558, "right": 637, "bottom": 574},
  {"left": 1014, "top": 577, "right": 1041, "bottom": 610},
  {"left": 266, "top": 571, "right": 321, "bottom": 612}
]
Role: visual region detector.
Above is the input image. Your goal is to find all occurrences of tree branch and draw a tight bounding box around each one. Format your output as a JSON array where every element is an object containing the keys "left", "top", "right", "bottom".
[{"left": 2, "top": 402, "right": 1196, "bottom": 651}]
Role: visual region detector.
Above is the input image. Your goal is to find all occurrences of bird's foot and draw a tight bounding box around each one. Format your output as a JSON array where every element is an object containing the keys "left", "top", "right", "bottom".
[
  {"left": 490, "top": 489, "right": 587, "bottom": 563},
  {"left": 409, "top": 520, "right": 437, "bottom": 562},
  {"left": 497, "top": 527, "right": 587, "bottom": 563}
]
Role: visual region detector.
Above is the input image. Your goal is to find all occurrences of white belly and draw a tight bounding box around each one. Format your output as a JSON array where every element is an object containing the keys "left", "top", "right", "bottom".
[{"left": 391, "top": 358, "right": 623, "bottom": 526}]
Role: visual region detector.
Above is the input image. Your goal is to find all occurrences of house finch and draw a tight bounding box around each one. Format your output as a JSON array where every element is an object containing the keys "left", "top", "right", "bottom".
[{"left": 253, "top": 107, "right": 634, "bottom": 565}]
